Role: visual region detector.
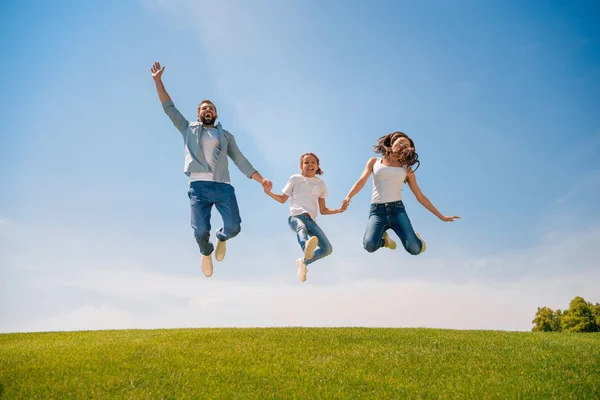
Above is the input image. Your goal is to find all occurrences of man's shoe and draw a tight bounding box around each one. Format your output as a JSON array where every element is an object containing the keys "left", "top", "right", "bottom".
[
  {"left": 304, "top": 236, "right": 319, "bottom": 261},
  {"left": 201, "top": 254, "right": 213, "bottom": 277},
  {"left": 296, "top": 258, "right": 308, "bottom": 282},
  {"left": 382, "top": 232, "right": 397, "bottom": 250},
  {"left": 416, "top": 232, "right": 426, "bottom": 253},
  {"left": 215, "top": 239, "right": 226, "bottom": 262}
]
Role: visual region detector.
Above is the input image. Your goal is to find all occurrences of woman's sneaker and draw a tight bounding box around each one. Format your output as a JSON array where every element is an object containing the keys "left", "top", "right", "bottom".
[
  {"left": 416, "top": 233, "right": 426, "bottom": 253},
  {"left": 382, "top": 232, "right": 397, "bottom": 250},
  {"left": 304, "top": 236, "right": 319, "bottom": 261},
  {"left": 296, "top": 258, "right": 308, "bottom": 282}
]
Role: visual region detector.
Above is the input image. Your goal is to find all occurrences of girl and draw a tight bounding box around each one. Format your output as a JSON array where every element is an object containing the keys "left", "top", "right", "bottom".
[
  {"left": 343, "top": 132, "right": 459, "bottom": 255},
  {"left": 265, "top": 153, "right": 346, "bottom": 282}
]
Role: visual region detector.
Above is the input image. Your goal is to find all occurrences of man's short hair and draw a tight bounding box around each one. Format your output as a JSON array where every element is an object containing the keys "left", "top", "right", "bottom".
[{"left": 198, "top": 100, "right": 217, "bottom": 113}]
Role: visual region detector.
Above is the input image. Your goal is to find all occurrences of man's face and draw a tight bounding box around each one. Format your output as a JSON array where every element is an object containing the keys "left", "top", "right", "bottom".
[
  {"left": 198, "top": 102, "right": 218, "bottom": 125},
  {"left": 300, "top": 155, "right": 318, "bottom": 178}
]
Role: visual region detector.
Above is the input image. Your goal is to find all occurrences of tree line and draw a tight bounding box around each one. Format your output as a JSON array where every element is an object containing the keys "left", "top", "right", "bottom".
[{"left": 532, "top": 296, "right": 600, "bottom": 332}]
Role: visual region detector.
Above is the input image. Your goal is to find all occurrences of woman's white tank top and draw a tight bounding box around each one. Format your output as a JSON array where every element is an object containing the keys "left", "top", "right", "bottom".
[{"left": 371, "top": 159, "right": 407, "bottom": 204}]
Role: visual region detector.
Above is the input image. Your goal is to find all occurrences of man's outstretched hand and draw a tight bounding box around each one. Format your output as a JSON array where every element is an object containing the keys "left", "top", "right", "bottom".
[{"left": 151, "top": 62, "right": 165, "bottom": 81}]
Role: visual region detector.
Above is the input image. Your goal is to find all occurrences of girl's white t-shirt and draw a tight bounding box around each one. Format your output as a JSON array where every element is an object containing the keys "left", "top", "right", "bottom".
[
  {"left": 282, "top": 174, "right": 328, "bottom": 220},
  {"left": 371, "top": 159, "right": 407, "bottom": 204}
]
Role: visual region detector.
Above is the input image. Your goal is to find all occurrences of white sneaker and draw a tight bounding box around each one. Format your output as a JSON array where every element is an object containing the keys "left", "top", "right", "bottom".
[
  {"left": 201, "top": 254, "right": 213, "bottom": 277},
  {"left": 215, "top": 239, "right": 226, "bottom": 262},
  {"left": 304, "top": 236, "right": 319, "bottom": 261},
  {"left": 416, "top": 232, "right": 426, "bottom": 253},
  {"left": 296, "top": 258, "right": 308, "bottom": 282},
  {"left": 382, "top": 232, "right": 397, "bottom": 250}
]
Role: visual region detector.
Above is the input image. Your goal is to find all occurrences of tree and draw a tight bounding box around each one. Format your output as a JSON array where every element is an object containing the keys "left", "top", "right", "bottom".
[
  {"left": 592, "top": 303, "right": 600, "bottom": 329},
  {"left": 561, "top": 296, "right": 598, "bottom": 333},
  {"left": 532, "top": 306, "right": 561, "bottom": 332}
]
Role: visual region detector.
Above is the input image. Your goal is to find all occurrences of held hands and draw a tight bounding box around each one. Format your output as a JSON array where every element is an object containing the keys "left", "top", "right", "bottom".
[
  {"left": 151, "top": 62, "right": 165, "bottom": 80},
  {"left": 261, "top": 179, "right": 273, "bottom": 193},
  {"left": 339, "top": 200, "right": 349, "bottom": 212},
  {"left": 341, "top": 197, "right": 351, "bottom": 210}
]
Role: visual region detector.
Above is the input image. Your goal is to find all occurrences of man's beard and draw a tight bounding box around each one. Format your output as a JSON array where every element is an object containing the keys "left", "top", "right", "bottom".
[{"left": 200, "top": 116, "right": 216, "bottom": 125}]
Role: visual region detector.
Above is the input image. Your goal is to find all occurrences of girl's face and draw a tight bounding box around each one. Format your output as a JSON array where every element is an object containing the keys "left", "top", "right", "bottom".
[
  {"left": 391, "top": 136, "right": 412, "bottom": 158},
  {"left": 300, "top": 155, "right": 318, "bottom": 177}
]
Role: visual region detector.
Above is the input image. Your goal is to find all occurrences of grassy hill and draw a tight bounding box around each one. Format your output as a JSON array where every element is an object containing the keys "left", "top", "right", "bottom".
[{"left": 1, "top": 328, "right": 599, "bottom": 398}]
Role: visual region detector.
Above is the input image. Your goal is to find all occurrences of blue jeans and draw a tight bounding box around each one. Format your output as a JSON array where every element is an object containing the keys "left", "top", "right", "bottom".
[
  {"left": 188, "top": 181, "right": 242, "bottom": 256},
  {"left": 288, "top": 213, "right": 333, "bottom": 265},
  {"left": 363, "top": 200, "right": 423, "bottom": 255}
]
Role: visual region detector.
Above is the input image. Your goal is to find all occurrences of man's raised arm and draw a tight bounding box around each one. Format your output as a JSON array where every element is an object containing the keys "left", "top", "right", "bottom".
[
  {"left": 151, "top": 62, "right": 171, "bottom": 103},
  {"left": 151, "top": 62, "right": 189, "bottom": 135}
]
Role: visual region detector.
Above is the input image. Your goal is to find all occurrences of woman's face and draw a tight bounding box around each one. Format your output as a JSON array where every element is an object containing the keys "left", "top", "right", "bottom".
[{"left": 391, "top": 136, "right": 412, "bottom": 157}]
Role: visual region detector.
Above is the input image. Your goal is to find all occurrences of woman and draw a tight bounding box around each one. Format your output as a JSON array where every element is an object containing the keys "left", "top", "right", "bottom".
[{"left": 343, "top": 132, "right": 459, "bottom": 255}]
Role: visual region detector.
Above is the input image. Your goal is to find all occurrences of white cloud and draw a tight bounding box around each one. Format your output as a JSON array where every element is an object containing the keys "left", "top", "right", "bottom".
[
  {"left": 3, "top": 268, "right": 598, "bottom": 333},
  {"left": 2, "top": 218, "right": 598, "bottom": 333}
]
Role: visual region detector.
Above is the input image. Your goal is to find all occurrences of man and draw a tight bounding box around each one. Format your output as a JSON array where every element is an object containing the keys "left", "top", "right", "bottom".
[{"left": 151, "top": 61, "right": 272, "bottom": 277}]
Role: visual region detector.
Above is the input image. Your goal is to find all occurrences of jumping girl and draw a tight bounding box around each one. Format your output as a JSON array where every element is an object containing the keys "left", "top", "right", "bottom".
[{"left": 265, "top": 153, "right": 346, "bottom": 282}]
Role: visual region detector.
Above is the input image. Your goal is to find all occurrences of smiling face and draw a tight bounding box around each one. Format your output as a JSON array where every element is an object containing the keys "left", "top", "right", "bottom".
[
  {"left": 391, "top": 136, "right": 412, "bottom": 156},
  {"left": 197, "top": 100, "right": 218, "bottom": 126},
  {"left": 300, "top": 154, "right": 319, "bottom": 178}
]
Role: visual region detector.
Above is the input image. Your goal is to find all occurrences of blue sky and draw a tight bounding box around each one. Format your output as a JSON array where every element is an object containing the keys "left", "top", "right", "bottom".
[{"left": 1, "top": 0, "right": 599, "bottom": 332}]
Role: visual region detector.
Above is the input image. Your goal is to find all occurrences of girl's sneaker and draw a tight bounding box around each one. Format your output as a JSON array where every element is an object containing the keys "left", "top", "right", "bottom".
[
  {"left": 304, "top": 236, "right": 319, "bottom": 261},
  {"left": 296, "top": 258, "right": 308, "bottom": 282}
]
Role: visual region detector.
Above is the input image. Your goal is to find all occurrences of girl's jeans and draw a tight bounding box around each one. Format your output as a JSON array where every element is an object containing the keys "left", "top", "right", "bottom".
[
  {"left": 288, "top": 213, "right": 333, "bottom": 265},
  {"left": 363, "top": 200, "right": 423, "bottom": 255}
]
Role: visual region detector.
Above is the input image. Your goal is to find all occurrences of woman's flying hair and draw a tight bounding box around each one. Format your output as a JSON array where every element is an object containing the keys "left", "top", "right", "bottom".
[{"left": 373, "top": 131, "right": 420, "bottom": 172}]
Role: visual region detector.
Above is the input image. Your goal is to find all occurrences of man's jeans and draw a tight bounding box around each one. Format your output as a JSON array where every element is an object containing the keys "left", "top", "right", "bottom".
[
  {"left": 363, "top": 200, "right": 423, "bottom": 255},
  {"left": 288, "top": 213, "right": 333, "bottom": 265},
  {"left": 188, "top": 181, "right": 242, "bottom": 256}
]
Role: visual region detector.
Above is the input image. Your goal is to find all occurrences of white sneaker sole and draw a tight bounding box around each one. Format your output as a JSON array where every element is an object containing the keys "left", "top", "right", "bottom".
[{"left": 304, "top": 236, "right": 319, "bottom": 261}]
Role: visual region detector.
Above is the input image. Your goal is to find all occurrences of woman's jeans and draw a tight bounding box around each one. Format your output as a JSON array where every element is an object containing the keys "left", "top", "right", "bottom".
[
  {"left": 363, "top": 200, "right": 423, "bottom": 255},
  {"left": 288, "top": 213, "right": 333, "bottom": 265},
  {"left": 188, "top": 181, "right": 242, "bottom": 256}
]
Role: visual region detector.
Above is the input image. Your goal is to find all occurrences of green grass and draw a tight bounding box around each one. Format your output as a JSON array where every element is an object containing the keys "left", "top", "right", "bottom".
[{"left": 1, "top": 328, "right": 599, "bottom": 399}]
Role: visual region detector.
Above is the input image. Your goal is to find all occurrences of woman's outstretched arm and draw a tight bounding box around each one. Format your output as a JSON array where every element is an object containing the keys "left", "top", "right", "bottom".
[
  {"left": 406, "top": 169, "right": 460, "bottom": 222},
  {"left": 342, "top": 158, "right": 377, "bottom": 208}
]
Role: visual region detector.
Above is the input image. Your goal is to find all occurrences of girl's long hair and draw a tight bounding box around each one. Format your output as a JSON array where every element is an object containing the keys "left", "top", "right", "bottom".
[
  {"left": 373, "top": 131, "right": 420, "bottom": 172},
  {"left": 299, "top": 152, "right": 324, "bottom": 175}
]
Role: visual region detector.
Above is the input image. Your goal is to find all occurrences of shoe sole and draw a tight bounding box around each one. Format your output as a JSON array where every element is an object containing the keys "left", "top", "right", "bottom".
[
  {"left": 215, "top": 240, "right": 226, "bottom": 262},
  {"left": 416, "top": 233, "right": 426, "bottom": 253},
  {"left": 304, "top": 236, "right": 319, "bottom": 261}
]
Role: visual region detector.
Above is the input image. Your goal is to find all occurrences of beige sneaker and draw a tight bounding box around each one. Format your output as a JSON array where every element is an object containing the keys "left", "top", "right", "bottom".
[
  {"left": 215, "top": 239, "right": 226, "bottom": 262},
  {"left": 201, "top": 254, "right": 213, "bottom": 277},
  {"left": 382, "top": 232, "right": 397, "bottom": 250},
  {"left": 304, "top": 236, "right": 319, "bottom": 261},
  {"left": 296, "top": 258, "right": 308, "bottom": 282},
  {"left": 416, "top": 233, "right": 426, "bottom": 253}
]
